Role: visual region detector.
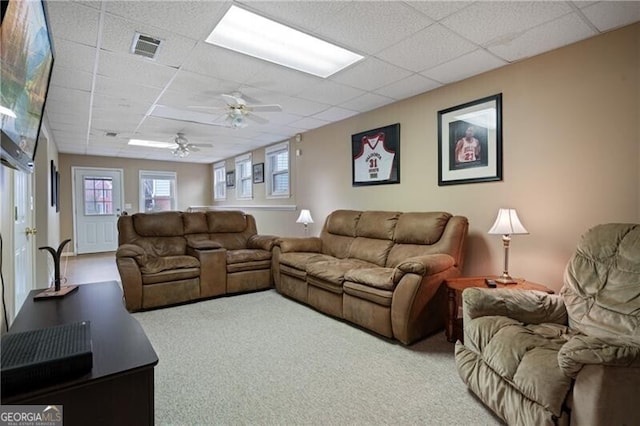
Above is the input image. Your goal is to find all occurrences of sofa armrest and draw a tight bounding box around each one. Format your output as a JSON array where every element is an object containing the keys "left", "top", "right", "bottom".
[
  {"left": 558, "top": 335, "right": 640, "bottom": 377},
  {"left": 248, "top": 234, "right": 278, "bottom": 251},
  {"left": 396, "top": 254, "right": 455, "bottom": 277},
  {"left": 116, "top": 243, "right": 146, "bottom": 258},
  {"left": 116, "top": 257, "right": 143, "bottom": 312},
  {"left": 276, "top": 237, "right": 322, "bottom": 253},
  {"left": 187, "top": 239, "right": 222, "bottom": 250},
  {"left": 462, "top": 287, "right": 567, "bottom": 325}
]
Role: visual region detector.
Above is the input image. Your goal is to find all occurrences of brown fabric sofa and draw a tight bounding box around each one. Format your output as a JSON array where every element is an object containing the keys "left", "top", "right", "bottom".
[
  {"left": 116, "top": 210, "right": 276, "bottom": 312},
  {"left": 272, "top": 210, "right": 469, "bottom": 345},
  {"left": 455, "top": 223, "right": 640, "bottom": 425}
]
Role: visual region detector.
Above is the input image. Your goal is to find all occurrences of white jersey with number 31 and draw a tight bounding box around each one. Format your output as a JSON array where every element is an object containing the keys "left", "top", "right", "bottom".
[{"left": 354, "top": 132, "right": 395, "bottom": 182}]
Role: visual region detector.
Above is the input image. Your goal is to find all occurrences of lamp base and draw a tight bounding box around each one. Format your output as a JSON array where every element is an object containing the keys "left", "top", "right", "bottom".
[
  {"left": 34, "top": 285, "right": 79, "bottom": 300},
  {"left": 494, "top": 276, "right": 517, "bottom": 285}
]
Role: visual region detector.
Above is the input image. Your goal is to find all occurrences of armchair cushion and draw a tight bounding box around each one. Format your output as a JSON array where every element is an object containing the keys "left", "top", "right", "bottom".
[
  {"left": 558, "top": 334, "right": 640, "bottom": 377},
  {"left": 139, "top": 255, "right": 200, "bottom": 274}
]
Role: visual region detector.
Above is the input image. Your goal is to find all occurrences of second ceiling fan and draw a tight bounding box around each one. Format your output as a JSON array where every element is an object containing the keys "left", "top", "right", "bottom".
[{"left": 191, "top": 92, "right": 282, "bottom": 128}]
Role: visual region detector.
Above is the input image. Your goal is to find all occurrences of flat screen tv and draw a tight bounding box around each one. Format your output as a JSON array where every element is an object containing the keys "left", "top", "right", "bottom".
[{"left": 0, "top": 0, "right": 54, "bottom": 173}]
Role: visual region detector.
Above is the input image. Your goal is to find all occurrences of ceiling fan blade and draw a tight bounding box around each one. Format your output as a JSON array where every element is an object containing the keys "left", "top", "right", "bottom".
[
  {"left": 188, "top": 146, "right": 200, "bottom": 152},
  {"left": 222, "top": 93, "right": 244, "bottom": 106},
  {"left": 247, "top": 104, "right": 282, "bottom": 112},
  {"left": 246, "top": 113, "right": 269, "bottom": 124},
  {"left": 187, "top": 105, "right": 227, "bottom": 111}
]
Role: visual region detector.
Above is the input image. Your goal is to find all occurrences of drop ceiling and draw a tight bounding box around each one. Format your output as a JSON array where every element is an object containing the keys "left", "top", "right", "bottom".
[{"left": 44, "top": 1, "right": 640, "bottom": 163}]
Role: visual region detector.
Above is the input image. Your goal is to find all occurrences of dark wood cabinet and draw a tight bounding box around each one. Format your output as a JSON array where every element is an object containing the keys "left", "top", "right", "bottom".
[{"left": 2, "top": 281, "right": 158, "bottom": 426}]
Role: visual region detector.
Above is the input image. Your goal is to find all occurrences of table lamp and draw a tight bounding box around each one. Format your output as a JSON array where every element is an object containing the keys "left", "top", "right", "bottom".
[
  {"left": 488, "top": 208, "right": 529, "bottom": 284},
  {"left": 296, "top": 209, "right": 314, "bottom": 236}
]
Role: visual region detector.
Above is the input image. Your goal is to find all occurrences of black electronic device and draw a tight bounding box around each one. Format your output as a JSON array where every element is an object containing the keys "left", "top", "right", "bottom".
[
  {"left": 485, "top": 279, "right": 498, "bottom": 288},
  {"left": 1, "top": 321, "right": 93, "bottom": 396}
]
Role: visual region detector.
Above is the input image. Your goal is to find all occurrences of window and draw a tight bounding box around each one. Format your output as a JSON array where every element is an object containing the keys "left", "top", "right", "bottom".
[
  {"left": 235, "top": 153, "right": 252, "bottom": 200},
  {"left": 265, "top": 141, "right": 290, "bottom": 198},
  {"left": 213, "top": 161, "right": 226, "bottom": 200},
  {"left": 84, "top": 176, "right": 113, "bottom": 215},
  {"left": 139, "top": 170, "right": 177, "bottom": 212}
]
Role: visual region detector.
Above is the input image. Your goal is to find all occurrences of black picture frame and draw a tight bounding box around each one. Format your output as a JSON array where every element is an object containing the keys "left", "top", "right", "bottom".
[
  {"left": 252, "top": 163, "right": 264, "bottom": 184},
  {"left": 226, "top": 170, "right": 235, "bottom": 188},
  {"left": 438, "top": 94, "right": 502, "bottom": 186},
  {"left": 55, "top": 170, "right": 60, "bottom": 212},
  {"left": 351, "top": 123, "right": 400, "bottom": 186},
  {"left": 50, "top": 160, "right": 56, "bottom": 207}
]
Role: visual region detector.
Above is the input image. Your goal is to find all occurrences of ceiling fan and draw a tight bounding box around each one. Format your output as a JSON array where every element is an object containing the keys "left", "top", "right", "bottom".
[
  {"left": 170, "top": 133, "right": 212, "bottom": 158},
  {"left": 190, "top": 92, "right": 282, "bottom": 129}
]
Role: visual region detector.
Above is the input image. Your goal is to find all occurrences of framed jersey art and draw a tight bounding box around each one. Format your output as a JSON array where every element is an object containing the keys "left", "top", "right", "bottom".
[
  {"left": 352, "top": 123, "right": 400, "bottom": 186},
  {"left": 438, "top": 94, "right": 502, "bottom": 186}
]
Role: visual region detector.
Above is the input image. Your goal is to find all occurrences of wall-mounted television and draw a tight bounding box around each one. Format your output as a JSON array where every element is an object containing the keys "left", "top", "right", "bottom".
[{"left": 0, "top": 0, "right": 54, "bottom": 173}]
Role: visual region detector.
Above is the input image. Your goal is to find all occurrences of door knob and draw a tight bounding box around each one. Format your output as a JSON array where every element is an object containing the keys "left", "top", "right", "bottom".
[{"left": 25, "top": 227, "right": 37, "bottom": 236}]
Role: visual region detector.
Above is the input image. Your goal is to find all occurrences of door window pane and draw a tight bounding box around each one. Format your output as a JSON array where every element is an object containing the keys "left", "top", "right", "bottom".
[{"left": 83, "top": 177, "right": 114, "bottom": 215}]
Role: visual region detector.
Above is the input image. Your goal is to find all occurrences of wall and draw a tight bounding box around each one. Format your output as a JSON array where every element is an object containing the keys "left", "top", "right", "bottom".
[
  {"left": 58, "top": 154, "right": 213, "bottom": 246},
  {"left": 218, "top": 24, "right": 640, "bottom": 292}
]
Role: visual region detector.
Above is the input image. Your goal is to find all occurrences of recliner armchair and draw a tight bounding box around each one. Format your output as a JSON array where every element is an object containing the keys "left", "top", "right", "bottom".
[{"left": 455, "top": 223, "right": 640, "bottom": 425}]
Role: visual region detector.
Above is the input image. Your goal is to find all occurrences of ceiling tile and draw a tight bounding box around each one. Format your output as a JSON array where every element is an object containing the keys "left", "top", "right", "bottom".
[
  {"left": 104, "top": 1, "right": 229, "bottom": 40},
  {"left": 296, "top": 80, "right": 365, "bottom": 105},
  {"left": 289, "top": 117, "right": 331, "bottom": 131},
  {"left": 330, "top": 57, "right": 412, "bottom": 91},
  {"left": 47, "top": 86, "right": 91, "bottom": 107},
  {"left": 94, "top": 76, "right": 163, "bottom": 105},
  {"left": 181, "top": 43, "right": 265, "bottom": 84},
  {"left": 47, "top": 2, "right": 100, "bottom": 47},
  {"left": 97, "top": 50, "right": 177, "bottom": 89},
  {"left": 488, "top": 13, "right": 596, "bottom": 62},
  {"left": 441, "top": 1, "right": 573, "bottom": 46},
  {"left": 374, "top": 74, "right": 441, "bottom": 100},
  {"left": 239, "top": 1, "right": 350, "bottom": 33},
  {"left": 312, "top": 107, "right": 359, "bottom": 122},
  {"left": 581, "top": 1, "right": 640, "bottom": 32},
  {"left": 264, "top": 94, "right": 329, "bottom": 117},
  {"left": 49, "top": 67, "right": 94, "bottom": 92},
  {"left": 313, "top": 2, "right": 434, "bottom": 55},
  {"left": 100, "top": 14, "right": 198, "bottom": 68},
  {"left": 341, "top": 93, "right": 396, "bottom": 113},
  {"left": 422, "top": 49, "right": 507, "bottom": 84},
  {"left": 164, "top": 71, "right": 239, "bottom": 106},
  {"left": 404, "top": 1, "right": 474, "bottom": 21},
  {"left": 51, "top": 39, "right": 97, "bottom": 74},
  {"left": 376, "top": 24, "right": 476, "bottom": 72},
  {"left": 244, "top": 62, "right": 324, "bottom": 97}
]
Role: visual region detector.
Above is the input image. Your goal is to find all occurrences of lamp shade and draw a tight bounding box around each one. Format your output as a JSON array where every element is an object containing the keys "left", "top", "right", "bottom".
[
  {"left": 296, "top": 209, "right": 314, "bottom": 225},
  {"left": 488, "top": 208, "right": 528, "bottom": 235}
]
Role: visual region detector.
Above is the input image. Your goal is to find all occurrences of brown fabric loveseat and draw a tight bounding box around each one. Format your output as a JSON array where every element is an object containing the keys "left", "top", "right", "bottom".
[
  {"left": 272, "top": 210, "right": 469, "bottom": 345},
  {"left": 116, "top": 210, "right": 276, "bottom": 312}
]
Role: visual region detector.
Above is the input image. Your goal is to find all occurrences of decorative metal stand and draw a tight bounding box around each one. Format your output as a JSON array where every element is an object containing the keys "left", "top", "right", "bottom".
[{"left": 35, "top": 239, "right": 78, "bottom": 299}]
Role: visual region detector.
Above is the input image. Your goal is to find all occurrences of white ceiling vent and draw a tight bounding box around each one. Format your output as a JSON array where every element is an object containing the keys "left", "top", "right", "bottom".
[{"left": 131, "top": 33, "right": 162, "bottom": 60}]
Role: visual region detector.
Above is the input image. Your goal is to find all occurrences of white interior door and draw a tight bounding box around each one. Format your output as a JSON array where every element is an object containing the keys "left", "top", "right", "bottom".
[
  {"left": 73, "top": 167, "right": 123, "bottom": 254},
  {"left": 13, "top": 170, "right": 34, "bottom": 315}
]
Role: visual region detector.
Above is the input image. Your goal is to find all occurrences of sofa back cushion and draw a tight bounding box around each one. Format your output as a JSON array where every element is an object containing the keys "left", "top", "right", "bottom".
[
  {"left": 183, "top": 212, "right": 208, "bottom": 234},
  {"left": 356, "top": 211, "right": 400, "bottom": 239},
  {"left": 135, "top": 236, "right": 187, "bottom": 258},
  {"left": 132, "top": 211, "right": 184, "bottom": 237},
  {"left": 321, "top": 210, "right": 361, "bottom": 258},
  {"left": 394, "top": 212, "right": 451, "bottom": 244},
  {"left": 349, "top": 238, "right": 395, "bottom": 266},
  {"left": 561, "top": 223, "right": 640, "bottom": 339},
  {"left": 207, "top": 211, "right": 257, "bottom": 250}
]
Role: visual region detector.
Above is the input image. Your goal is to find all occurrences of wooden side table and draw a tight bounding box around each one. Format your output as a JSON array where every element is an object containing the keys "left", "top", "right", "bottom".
[{"left": 444, "top": 276, "right": 554, "bottom": 343}]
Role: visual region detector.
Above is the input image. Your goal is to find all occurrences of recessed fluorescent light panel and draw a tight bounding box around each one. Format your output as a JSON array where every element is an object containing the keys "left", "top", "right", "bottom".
[
  {"left": 206, "top": 5, "right": 363, "bottom": 78},
  {"left": 128, "top": 139, "right": 174, "bottom": 149}
]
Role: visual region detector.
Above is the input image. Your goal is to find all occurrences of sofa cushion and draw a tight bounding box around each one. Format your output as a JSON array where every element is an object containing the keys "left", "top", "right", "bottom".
[
  {"left": 343, "top": 282, "right": 393, "bottom": 307},
  {"left": 343, "top": 267, "right": 402, "bottom": 291},
  {"left": 356, "top": 211, "right": 400, "bottom": 239},
  {"left": 464, "top": 315, "right": 574, "bottom": 418},
  {"left": 227, "top": 260, "right": 272, "bottom": 273},
  {"left": 133, "top": 211, "right": 184, "bottom": 237},
  {"left": 183, "top": 212, "right": 208, "bottom": 234},
  {"left": 325, "top": 210, "right": 361, "bottom": 237},
  {"left": 207, "top": 211, "right": 248, "bottom": 233},
  {"left": 227, "top": 249, "right": 272, "bottom": 264},
  {"left": 348, "top": 237, "right": 394, "bottom": 267},
  {"left": 387, "top": 243, "right": 443, "bottom": 268},
  {"left": 279, "top": 252, "right": 335, "bottom": 271},
  {"left": 393, "top": 212, "right": 451, "bottom": 244},
  {"left": 135, "top": 237, "right": 187, "bottom": 257},
  {"left": 141, "top": 267, "right": 200, "bottom": 285},
  {"left": 209, "top": 233, "right": 250, "bottom": 250},
  {"left": 306, "top": 258, "right": 375, "bottom": 285},
  {"left": 139, "top": 255, "right": 200, "bottom": 274}
]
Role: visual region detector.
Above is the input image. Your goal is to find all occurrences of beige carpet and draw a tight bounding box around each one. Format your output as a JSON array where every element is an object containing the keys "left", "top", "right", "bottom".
[{"left": 134, "top": 289, "right": 501, "bottom": 425}]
